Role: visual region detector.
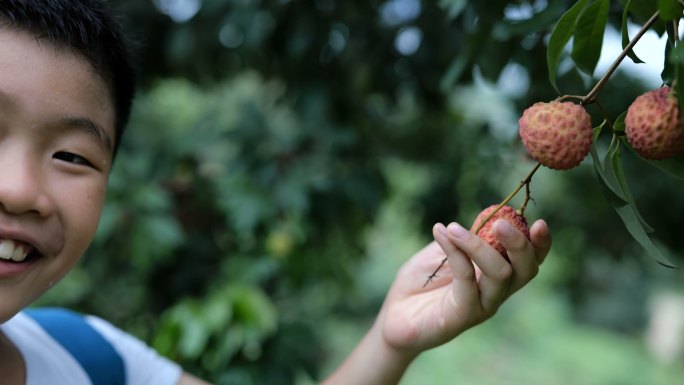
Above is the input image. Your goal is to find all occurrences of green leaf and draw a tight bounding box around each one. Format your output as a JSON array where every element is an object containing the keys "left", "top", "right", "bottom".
[
  {"left": 662, "top": 36, "right": 675, "bottom": 83},
  {"left": 571, "top": 0, "right": 610, "bottom": 75},
  {"left": 438, "top": 0, "right": 468, "bottom": 20},
  {"left": 547, "top": 0, "right": 591, "bottom": 90},
  {"left": 613, "top": 203, "right": 677, "bottom": 267},
  {"left": 174, "top": 301, "right": 212, "bottom": 358},
  {"left": 143, "top": 214, "right": 184, "bottom": 248},
  {"left": 231, "top": 285, "right": 278, "bottom": 334},
  {"left": 440, "top": 30, "right": 487, "bottom": 92},
  {"left": 670, "top": 41, "right": 684, "bottom": 64},
  {"left": 621, "top": 136, "right": 684, "bottom": 179},
  {"left": 628, "top": 0, "right": 667, "bottom": 35},
  {"left": 497, "top": 2, "right": 568, "bottom": 37},
  {"left": 589, "top": 143, "right": 628, "bottom": 204},
  {"left": 594, "top": 141, "right": 675, "bottom": 267},
  {"left": 593, "top": 120, "right": 607, "bottom": 142},
  {"left": 621, "top": 0, "right": 645, "bottom": 63},
  {"left": 670, "top": 41, "right": 684, "bottom": 122},
  {"left": 606, "top": 140, "right": 654, "bottom": 233},
  {"left": 658, "top": 0, "right": 682, "bottom": 20},
  {"left": 645, "top": 155, "right": 684, "bottom": 179},
  {"left": 679, "top": 63, "right": 684, "bottom": 127},
  {"left": 612, "top": 111, "right": 627, "bottom": 134}
]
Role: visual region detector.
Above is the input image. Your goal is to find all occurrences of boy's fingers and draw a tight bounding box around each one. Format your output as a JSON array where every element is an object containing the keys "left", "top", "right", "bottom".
[
  {"left": 529, "top": 219, "right": 552, "bottom": 265},
  {"left": 432, "top": 223, "right": 485, "bottom": 313},
  {"left": 445, "top": 222, "right": 511, "bottom": 278},
  {"left": 493, "top": 219, "right": 538, "bottom": 293},
  {"left": 445, "top": 222, "right": 512, "bottom": 313},
  {"left": 432, "top": 223, "right": 476, "bottom": 283}
]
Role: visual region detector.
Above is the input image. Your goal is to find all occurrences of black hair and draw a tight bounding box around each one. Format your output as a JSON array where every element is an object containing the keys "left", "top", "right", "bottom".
[{"left": 0, "top": 0, "right": 137, "bottom": 157}]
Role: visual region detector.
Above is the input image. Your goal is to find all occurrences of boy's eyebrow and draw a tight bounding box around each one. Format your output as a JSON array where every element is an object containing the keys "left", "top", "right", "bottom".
[
  {"left": 58, "top": 116, "right": 114, "bottom": 154},
  {"left": 0, "top": 90, "right": 113, "bottom": 153}
]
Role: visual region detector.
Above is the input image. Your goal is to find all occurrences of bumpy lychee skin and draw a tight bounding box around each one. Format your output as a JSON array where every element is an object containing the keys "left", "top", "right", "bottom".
[
  {"left": 625, "top": 86, "right": 684, "bottom": 160},
  {"left": 519, "top": 101, "right": 593, "bottom": 170},
  {"left": 470, "top": 205, "right": 530, "bottom": 259}
]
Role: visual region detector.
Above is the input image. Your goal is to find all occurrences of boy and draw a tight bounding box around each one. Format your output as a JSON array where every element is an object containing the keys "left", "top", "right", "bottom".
[{"left": 0, "top": 1, "right": 552, "bottom": 384}]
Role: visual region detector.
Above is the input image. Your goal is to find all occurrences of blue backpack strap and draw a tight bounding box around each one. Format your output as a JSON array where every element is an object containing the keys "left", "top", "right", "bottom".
[{"left": 24, "top": 308, "right": 126, "bottom": 385}]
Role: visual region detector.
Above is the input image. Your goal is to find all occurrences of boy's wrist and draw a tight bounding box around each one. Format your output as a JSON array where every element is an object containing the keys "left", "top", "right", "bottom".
[
  {"left": 370, "top": 318, "right": 419, "bottom": 377},
  {"left": 321, "top": 319, "right": 418, "bottom": 385}
]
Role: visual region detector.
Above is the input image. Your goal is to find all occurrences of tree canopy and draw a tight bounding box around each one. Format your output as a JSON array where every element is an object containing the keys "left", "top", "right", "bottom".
[{"left": 38, "top": 1, "right": 684, "bottom": 383}]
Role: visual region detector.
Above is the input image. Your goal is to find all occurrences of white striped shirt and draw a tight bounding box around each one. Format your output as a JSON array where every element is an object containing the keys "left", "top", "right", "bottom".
[{"left": 1, "top": 311, "right": 182, "bottom": 385}]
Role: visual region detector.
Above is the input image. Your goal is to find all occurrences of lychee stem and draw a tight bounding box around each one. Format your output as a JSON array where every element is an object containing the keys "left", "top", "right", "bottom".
[
  {"left": 520, "top": 180, "right": 534, "bottom": 216},
  {"left": 422, "top": 162, "right": 542, "bottom": 287},
  {"left": 670, "top": 19, "right": 680, "bottom": 44}
]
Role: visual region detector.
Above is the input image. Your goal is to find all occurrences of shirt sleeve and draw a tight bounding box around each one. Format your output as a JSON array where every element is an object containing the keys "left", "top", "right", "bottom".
[{"left": 85, "top": 315, "right": 183, "bottom": 385}]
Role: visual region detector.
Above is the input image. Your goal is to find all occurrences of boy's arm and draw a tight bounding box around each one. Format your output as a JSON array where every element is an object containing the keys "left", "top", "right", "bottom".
[{"left": 321, "top": 219, "right": 552, "bottom": 385}]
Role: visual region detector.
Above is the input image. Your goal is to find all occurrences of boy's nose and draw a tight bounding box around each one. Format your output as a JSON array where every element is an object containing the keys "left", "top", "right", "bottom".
[{"left": 0, "top": 148, "right": 54, "bottom": 217}]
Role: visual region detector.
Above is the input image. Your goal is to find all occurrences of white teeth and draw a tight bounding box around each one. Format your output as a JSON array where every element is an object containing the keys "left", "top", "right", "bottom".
[
  {"left": 0, "top": 241, "right": 12, "bottom": 260},
  {"left": 0, "top": 239, "right": 30, "bottom": 262},
  {"left": 12, "top": 246, "right": 27, "bottom": 262}
]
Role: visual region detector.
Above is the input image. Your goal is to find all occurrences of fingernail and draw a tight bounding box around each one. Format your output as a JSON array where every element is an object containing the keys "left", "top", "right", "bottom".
[
  {"left": 495, "top": 219, "right": 513, "bottom": 237},
  {"left": 447, "top": 222, "right": 469, "bottom": 239},
  {"left": 436, "top": 223, "right": 447, "bottom": 238},
  {"left": 536, "top": 219, "right": 549, "bottom": 237}
]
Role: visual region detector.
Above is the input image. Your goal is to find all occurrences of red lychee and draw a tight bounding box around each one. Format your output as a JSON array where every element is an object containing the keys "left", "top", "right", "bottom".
[
  {"left": 519, "top": 101, "right": 593, "bottom": 170},
  {"left": 470, "top": 205, "right": 530, "bottom": 259},
  {"left": 624, "top": 86, "right": 684, "bottom": 160}
]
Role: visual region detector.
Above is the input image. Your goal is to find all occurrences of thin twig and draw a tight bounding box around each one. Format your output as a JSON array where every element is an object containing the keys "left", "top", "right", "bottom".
[
  {"left": 519, "top": 179, "right": 534, "bottom": 216},
  {"left": 555, "top": 94, "right": 586, "bottom": 102},
  {"left": 674, "top": 19, "right": 680, "bottom": 43}
]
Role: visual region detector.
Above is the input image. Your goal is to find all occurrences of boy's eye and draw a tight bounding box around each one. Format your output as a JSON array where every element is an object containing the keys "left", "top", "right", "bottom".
[{"left": 53, "top": 151, "right": 94, "bottom": 167}]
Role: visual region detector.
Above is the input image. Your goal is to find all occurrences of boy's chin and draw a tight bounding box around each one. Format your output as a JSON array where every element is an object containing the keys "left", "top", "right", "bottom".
[{"left": 0, "top": 292, "right": 47, "bottom": 325}]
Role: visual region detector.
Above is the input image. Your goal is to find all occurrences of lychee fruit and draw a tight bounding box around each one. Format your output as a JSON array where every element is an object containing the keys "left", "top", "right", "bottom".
[
  {"left": 470, "top": 205, "right": 530, "bottom": 259},
  {"left": 624, "top": 86, "right": 684, "bottom": 160},
  {"left": 519, "top": 101, "right": 593, "bottom": 170}
]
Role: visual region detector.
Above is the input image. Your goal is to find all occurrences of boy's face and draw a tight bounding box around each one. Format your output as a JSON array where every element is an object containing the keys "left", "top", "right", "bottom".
[{"left": 0, "top": 28, "right": 115, "bottom": 323}]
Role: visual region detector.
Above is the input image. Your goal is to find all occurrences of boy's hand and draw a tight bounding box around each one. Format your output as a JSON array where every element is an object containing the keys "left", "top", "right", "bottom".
[
  {"left": 320, "top": 218, "right": 551, "bottom": 385},
  {"left": 377, "top": 218, "right": 551, "bottom": 358}
]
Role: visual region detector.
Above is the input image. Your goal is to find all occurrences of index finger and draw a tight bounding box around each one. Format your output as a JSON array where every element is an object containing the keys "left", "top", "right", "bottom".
[{"left": 445, "top": 222, "right": 513, "bottom": 313}]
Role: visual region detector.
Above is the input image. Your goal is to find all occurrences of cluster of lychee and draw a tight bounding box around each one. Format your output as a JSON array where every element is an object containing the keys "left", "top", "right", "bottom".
[
  {"left": 520, "top": 86, "right": 684, "bottom": 166},
  {"left": 469, "top": 86, "right": 684, "bottom": 259}
]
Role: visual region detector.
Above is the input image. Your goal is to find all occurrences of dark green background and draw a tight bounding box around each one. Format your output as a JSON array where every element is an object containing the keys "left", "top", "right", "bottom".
[{"left": 36, "top": 1, "right": 684, "bottom": 383}]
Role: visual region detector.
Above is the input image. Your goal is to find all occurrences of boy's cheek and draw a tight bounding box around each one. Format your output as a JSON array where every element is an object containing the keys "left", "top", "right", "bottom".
[{"left": 53, "top": 180, "right": 107, "bottom": 258}]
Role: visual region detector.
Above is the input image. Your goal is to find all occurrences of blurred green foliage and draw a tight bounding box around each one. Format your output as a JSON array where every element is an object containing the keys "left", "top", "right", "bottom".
[{"left": 35, "top": 0, "right": 684, "bottom": 383}]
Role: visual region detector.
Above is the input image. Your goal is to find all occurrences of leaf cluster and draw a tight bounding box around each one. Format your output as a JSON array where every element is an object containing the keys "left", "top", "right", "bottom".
[{"left": 547, "top": 0, "right": 684, "bottom": 267}]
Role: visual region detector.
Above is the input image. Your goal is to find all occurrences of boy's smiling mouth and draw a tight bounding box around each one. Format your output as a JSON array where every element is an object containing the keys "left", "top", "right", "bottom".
[{"left": 0, "top": 239, "right": 33, "bottom": 262}]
